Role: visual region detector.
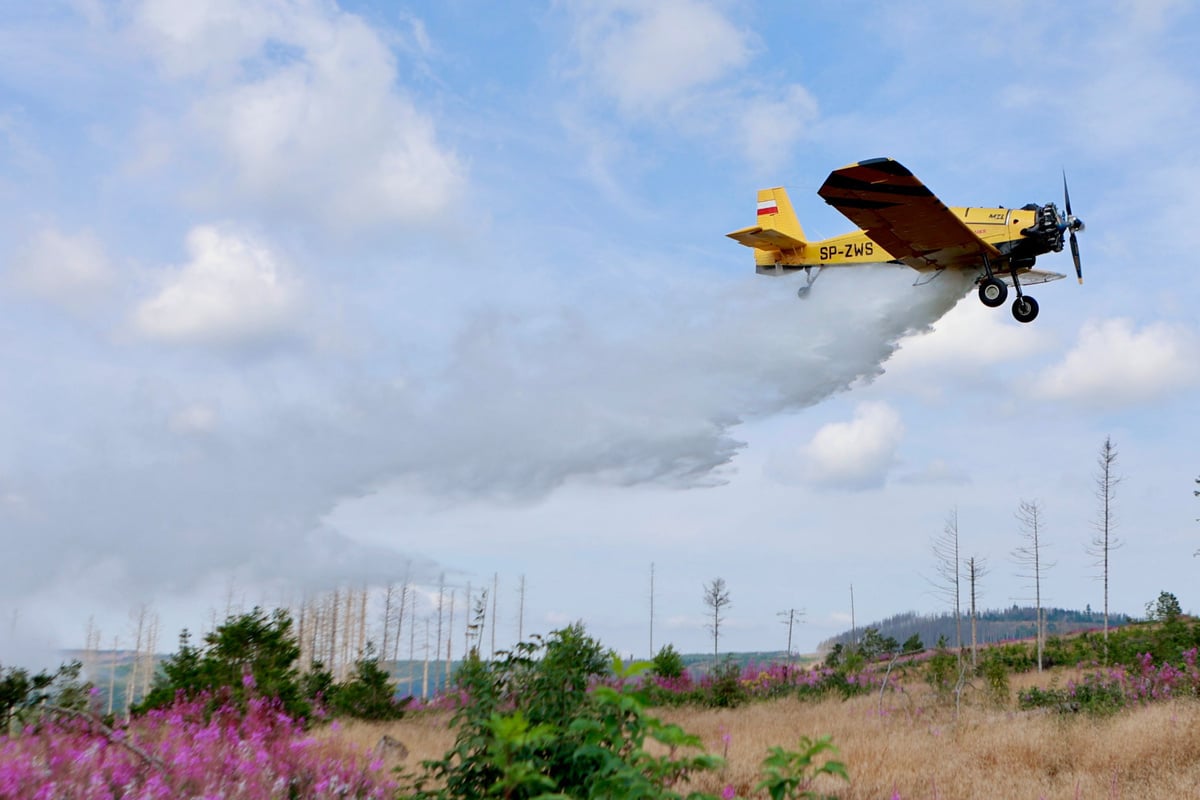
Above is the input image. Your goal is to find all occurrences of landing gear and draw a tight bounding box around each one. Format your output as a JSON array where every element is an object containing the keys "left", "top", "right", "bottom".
[
  {"left": 978, "top": 277, "right": 1008, "bottom": 307},
  {"left": 1012, "top": 295, "right": 1039, "bottom": 323}
]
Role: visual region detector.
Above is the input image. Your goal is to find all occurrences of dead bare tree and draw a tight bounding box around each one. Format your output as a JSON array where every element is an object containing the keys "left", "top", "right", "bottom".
[
  {"left": 1086, "top": 436, "right": 1123, "bottom": 647},
  {"left": 965, "top": 556, "right": 989, "bottom": 668},
  {"left": 928, "top": 508, "right": 963, "bottom": 659},
  {"left": 516, "top": 575, "right": 526, "bottom": 643},
  {"left": 466, "top": 588, "right": 488, "bottom": 657},
  {"left": 1013, "top": 499, "right": 1053, "bottom": 672},
  {"left": 489, "top": 573, "right": 498, "bottom": 659},
  {"left": 702, "top": 577, "right": 731, "bottom": 664},
  {"left": 649, "top": 562, "right": 656, "bottom": 659},
  {"left": 434, "top": 574, "right": 445, "bottom": 690}
]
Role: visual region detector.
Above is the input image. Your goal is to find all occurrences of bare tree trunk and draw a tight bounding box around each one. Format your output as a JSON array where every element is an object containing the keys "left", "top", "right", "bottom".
[
  {"left": 393, "top": 566, "right": 411, "bottom": 663},
  {"left": 1088, "top": 436, "right": 1122, "bottom": 653},
  {"left": 421, "top": 618, "right": 430, "bottom": 699},
  {"left": 408, "top": 588, "right": 418, "bottom": 697},
  {"left": 850, "top": 583, "right": 857, "bottom": 648},
  {"left": 490, "top": 573, "right": 498, "bottom": 660},
  {"left": 703, "top": 577, "right": 731, "bottom": 666},
  {"left": 83, "top": 616, "right": 100, "bottom": 687},
  {"left": 357, "top": 584, "right": 368, "bottom": 660},
  {"left": 435, "top": 574, "right": 445, "bottom": 692},
  {"left": 445, "top": 589, "right": 455, "bottom": 689},
  {"left": 929, "top": 509, "right": 963, "bottom": 663},
  {"left": 517, "top": 575, "right": 526, "bottom": 643},
  {"left": 329, "top": 588, "right": 340, "bottom": 675},
  {"left": 966, "top": 556, "right": 988, "bottom": 668},
  {"left": 381, "top": 583, "right": 394, "bottom": 663},
  {"left": 462, "top": 582, "right": 471, "bottom": 657},
  {"left": 107, "top": 635, "right": 118, "bottom": 717},
  {"left": 126, "top": 605, "right": 147, "bottom": 714},
  {"left": 1014, "top": 500, "right": 1052, "bottom": 673},
  {"left": 649, "top": 562, "right": 655, "bottom": 659}
]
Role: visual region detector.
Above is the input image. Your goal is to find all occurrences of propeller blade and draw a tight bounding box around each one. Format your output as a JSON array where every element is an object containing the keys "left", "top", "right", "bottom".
[
  {"left": 1070, "top": 231, "right": 1082, "bottom": 284},
  {"left": 1063, "top": 171, "right": 1082, "bottom": 283}
]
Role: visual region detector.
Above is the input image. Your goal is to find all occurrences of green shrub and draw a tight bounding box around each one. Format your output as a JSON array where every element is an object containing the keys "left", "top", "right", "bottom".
[
  {"left": 979, "top": 652, "right": 1010, "bottom": 706},
  {"left": 651, "top": 644, "right": 685, "bottom": 679},
  {"left": 404, "top": 623, "right": 726, "bottom": 799},
  {"left": 704, "top": 660, "right": 748, "bottom": 708},
  {"left": 925, "top": 638, "right": 959, "bottom": 700}
]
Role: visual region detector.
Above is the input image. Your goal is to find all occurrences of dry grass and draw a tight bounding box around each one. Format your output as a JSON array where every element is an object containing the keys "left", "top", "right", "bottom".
[{"left": 330, "top": 674, "right": 1200, "bottom": 799}]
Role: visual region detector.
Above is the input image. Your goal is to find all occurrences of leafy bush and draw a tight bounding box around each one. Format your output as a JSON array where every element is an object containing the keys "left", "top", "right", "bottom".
[
  {"left": 0, "top": 661, "right": 90, "bottom": 732},
  {"left": 704, "top": 659, "right": 749, "bottom": 708},
  {"left": 978, "top": 652, "right": 1010, "bottom": 706},
  {"left": 756, "top": 735, "right": 849, "bottom": 800},
  {"left": 924, "top": 641, "right": 959, "bottom": 702},
  {"left": 140, "top": 606, "right": 409, "bottom": 723},
  {"left": 405, "top": 622, "right": 727, "bottom": 799},
  {"left": 140, "top": 608, "right": 312, "bottom": 718},
  {"left": 326, "top": 645, "right": 411, "bottom": 721},
  {"left": 651, "top": 644, "right": 685, "bottom": 679}
]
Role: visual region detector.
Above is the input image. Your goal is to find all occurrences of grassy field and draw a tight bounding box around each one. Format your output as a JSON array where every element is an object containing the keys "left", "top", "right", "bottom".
[{"left": 329, "top": 668, "right": 1200, "bottom": 799}]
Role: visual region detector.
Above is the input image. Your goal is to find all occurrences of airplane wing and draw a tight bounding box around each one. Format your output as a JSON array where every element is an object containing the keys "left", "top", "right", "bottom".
[{"left": 817, "top": 158, "right": 1001, "bottom": 271}]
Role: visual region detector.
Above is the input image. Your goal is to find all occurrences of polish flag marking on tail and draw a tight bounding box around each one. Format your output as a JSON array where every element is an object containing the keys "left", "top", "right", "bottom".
[{"left": 757, "top": 199, "right": 779, "bottom": 216}]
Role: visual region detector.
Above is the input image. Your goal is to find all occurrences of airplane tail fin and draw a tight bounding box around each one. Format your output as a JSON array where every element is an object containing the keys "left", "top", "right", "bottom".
[{"left": 726, "top": 188, "right": 808, "bottom": 266}]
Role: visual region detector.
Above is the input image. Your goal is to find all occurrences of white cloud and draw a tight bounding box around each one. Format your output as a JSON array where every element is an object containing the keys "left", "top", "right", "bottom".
[
  {"left": 8, "top": 226, "right": 112, "bottom": 309},
  {"left": 574, "top": 0, "right": 751, "bottom": 114},
  {"left": 770, "top": 402, "right": 905, "bottom": 491},
  {"left": 132, "top": 0, "right": 464, "bottom": 230},
  {"left": 1030, "top": 318, "right": 1199, "bottom": 408},
  {"left": 738, "top": 84, "right": 819, "bottom": 173},
  {"left": 133, "top": 225, "right": 302, "bottom": 348},
  {"left": 564, "top": 1, "right": 815, "bottom": 168}
]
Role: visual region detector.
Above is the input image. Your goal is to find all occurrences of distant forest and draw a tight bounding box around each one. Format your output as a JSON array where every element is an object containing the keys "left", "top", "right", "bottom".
[{"left": 817, "top": 606, "right": 1131, "bottom": 653}]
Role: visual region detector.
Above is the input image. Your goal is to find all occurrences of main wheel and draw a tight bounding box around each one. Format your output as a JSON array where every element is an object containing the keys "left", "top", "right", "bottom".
[
  {"left": 978, "top": 277, "right": 1008, "bottom": 307},
  {"left": 1012, "top": 295, "right": 1039, "bottom": 323}
]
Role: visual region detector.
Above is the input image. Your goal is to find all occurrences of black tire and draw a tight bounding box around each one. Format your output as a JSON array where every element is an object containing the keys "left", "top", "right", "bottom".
[
  {"left": 1012, "top": 295, "right": 1039, "bottom": 323},
  {"left": 978, "top": 277, "right": 1008, "bottom": 307}
]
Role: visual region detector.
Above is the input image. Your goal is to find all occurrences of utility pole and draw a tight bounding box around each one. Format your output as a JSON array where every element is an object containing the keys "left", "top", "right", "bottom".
[
  {"left": 777, "top": 608, "right": 805, "bottom": 674},
  {"left": 850, "top": 584, "right": 857, "bottom": 647}
]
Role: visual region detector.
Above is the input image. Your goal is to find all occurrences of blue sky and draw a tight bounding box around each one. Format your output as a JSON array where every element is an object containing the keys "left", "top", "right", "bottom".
[{"left": 1, "top": 0, "right": 1198, "bottom": 665}]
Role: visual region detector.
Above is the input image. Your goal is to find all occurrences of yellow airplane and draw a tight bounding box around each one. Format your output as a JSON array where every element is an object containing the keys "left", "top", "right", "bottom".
[{"left": 727, "top": 158, "right": 1085, "bottom": 323}]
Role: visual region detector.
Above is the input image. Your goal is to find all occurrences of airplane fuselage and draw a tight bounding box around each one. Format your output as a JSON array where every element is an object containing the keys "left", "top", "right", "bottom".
[{"left": 754, "top": 204, "right": 1062, "bottom": 274}]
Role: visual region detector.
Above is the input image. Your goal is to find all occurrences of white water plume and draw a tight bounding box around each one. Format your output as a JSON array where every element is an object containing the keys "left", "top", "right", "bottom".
[
  {"left": 393, "top": 265, "right": 976, "bottom": 498},
  {"left": 0, "top": 262, "right": 975, "bottom": 617}
]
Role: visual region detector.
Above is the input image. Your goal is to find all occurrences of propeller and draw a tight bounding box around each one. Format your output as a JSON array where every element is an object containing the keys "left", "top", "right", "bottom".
[{"left": 1062, "top": 172, "right": 1084, "bottom": 284}]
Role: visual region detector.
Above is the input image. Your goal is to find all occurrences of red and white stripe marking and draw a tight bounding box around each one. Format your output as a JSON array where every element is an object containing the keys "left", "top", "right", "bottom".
[{"left": 757, "top": 199, "right": 778, "bottom": 216}]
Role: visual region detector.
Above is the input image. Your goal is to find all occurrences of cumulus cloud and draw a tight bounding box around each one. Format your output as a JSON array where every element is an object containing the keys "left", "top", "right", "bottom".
[
  {"left": 1030, "top": 318, "right": 1198, "bottom": 408},
  {"left": 133, "top": 225, "right": 302, "bottom": 348},
  {"left": 131, "top": 0, "right": 464, "bottom": 230},
  {"left": 564, "top": 1, "right": 816, "bottom": 167},
  {"left": 572, "top": 0, "right": 751, "bottom": 114},
  {"left": 7, "top": 226, "right": 112, "bottom": 309},
  {"left": 770, "top": 402, "right": 905, "bottom": 491}
]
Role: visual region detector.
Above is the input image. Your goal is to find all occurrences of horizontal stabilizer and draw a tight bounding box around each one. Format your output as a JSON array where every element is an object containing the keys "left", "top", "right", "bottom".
[
  {"left": 1007, "top": 269, "right": 1065, "bottom": 286},
  {"left": 727, "top": 225, "right": 806, "bottom": 251}
]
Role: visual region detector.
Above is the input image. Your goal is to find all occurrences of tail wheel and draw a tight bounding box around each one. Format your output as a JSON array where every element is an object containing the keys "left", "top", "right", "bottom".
[
  {"left": 1012, "top": 295, "right": 1039, "bottom": 323},
  {"left": 978, "top": 277, "right": 1008, "bottom": 308}
]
